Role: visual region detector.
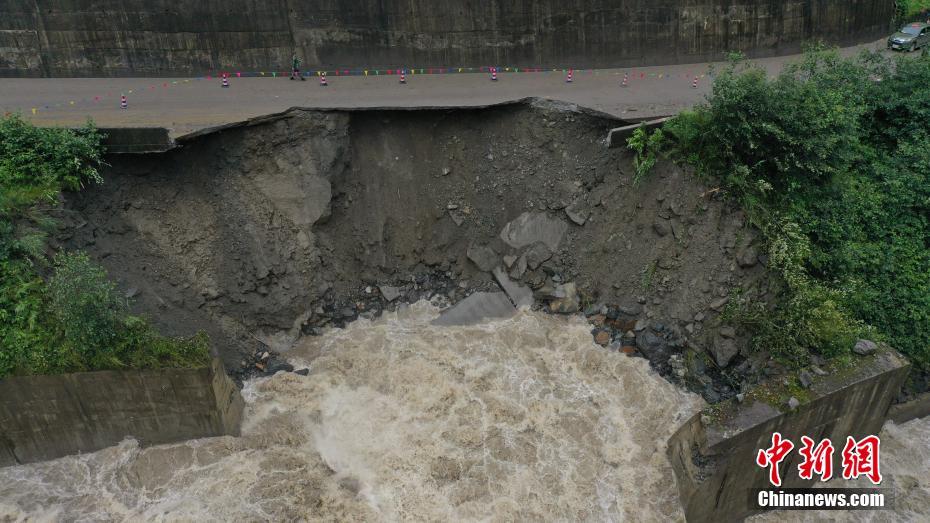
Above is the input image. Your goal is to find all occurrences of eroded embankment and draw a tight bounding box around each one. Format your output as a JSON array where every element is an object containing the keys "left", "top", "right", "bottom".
[{"left": 59, "top": 100, "right": 771, "bottom": 401}]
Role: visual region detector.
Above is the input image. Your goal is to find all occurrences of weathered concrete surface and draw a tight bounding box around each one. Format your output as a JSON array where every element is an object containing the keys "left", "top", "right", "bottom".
[
  {"left": 607, "top": 117, "right": 673, "bottom": 148},
  {"left": 97, "top": 127, "right": 174, "bottom": 153},
  {"left": 667, "top": 349, "right": 910, "bottom": 522},
  {"left": 0, "top": 1, "right": 894, "bottom": 77},
  {"left": 0, "top": 359, "right": 243, "bottom": 467},
  {"left": 888, "top": 392, "right": 930, "bottom": 425}
]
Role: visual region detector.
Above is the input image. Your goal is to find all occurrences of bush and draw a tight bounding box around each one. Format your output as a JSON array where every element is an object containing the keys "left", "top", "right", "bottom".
[
  {"left": 662, "top": 48, "right": 930, "bottom": 370},
  {"left": 0, "top": 114, "right": 210, "bottom": 379}
]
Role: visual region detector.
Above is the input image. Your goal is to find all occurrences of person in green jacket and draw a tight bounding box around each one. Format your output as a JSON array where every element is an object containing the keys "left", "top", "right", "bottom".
[{"left": 291, "top": 53, "right": 305, "bottom": 81}]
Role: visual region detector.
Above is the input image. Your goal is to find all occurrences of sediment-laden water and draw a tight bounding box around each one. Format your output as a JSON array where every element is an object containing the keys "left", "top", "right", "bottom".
[{"left": 0, "top": 302, "right": 702, "bottom": 521}]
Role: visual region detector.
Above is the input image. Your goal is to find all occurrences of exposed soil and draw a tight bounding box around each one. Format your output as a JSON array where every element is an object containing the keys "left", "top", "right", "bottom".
[{"left": 58, "top": 99, "right": 776, "bottom": 402}]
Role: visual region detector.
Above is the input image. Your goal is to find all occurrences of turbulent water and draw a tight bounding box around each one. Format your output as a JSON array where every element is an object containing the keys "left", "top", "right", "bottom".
[{"left": 0, "top": 302, "right": 703, "bottom": 522}]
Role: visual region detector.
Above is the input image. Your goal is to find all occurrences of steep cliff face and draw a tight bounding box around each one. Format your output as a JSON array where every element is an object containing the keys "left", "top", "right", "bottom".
[
  {"left": 1, "top": 0, "right": 893, "bottom": 77},
  {"left": 60, "top": 101, "right": 769, "bottom": 389}
]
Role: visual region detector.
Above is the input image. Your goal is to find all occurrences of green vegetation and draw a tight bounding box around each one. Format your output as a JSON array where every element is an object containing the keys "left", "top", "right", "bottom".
[
  {"left": 0, "top": 115, "right": 210, "bottom": 378},
  {"left": 898, "top": 0, "right": 930, "bottom": 19},
  {"left": 659, "top": 47, "right": 930, "bottom": 371}
]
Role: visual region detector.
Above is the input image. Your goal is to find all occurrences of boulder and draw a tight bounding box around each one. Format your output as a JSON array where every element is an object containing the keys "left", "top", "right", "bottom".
[
  {"left": 432, "top": 292, "right": 516, "bottom": 326},
  {"left": 379, "top": 285, "right": 403, "bottom": 302},
  {"left": 853, "top": 339, "right": 878, "bottom": 356},
  {"left": 710, "top": 336, "right": 739, "bottom": 368},
  {"left": 499, "top": 212, "right": 568, "bottom": 250},
  {"left": 524, "top": 242, "right": 552, "bottom": 270},
  {"left": 467, "top": 243, "right": 499, "bottom": 272},
  {"left": 492, "top": 267, "right": 534, "bottom": 308}
]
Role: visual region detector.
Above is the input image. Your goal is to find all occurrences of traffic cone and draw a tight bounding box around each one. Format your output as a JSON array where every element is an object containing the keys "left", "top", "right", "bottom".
[
  {"left": 621, "top": 73, "right": 629, "bottom": 88},
  {"left": 320, "top": 72, "right": 328, "bottom": 86},
  {"left": 566, "top": 69, "right": 574, "bottom": 83},
  {"left": 222, "top": 73, "right": 229, "bottom": 88},
  {"left": 399, "top": 69, "right": 406, "bottom": 84},
  {"left": 490, "top": 67, "right": 498, "bottom": 81},
  {"left": 692, "top": 77, "right": 699, "bottom": 89},
  {"left": 120, "top": 94, "right": 127, "bottom": 109}
]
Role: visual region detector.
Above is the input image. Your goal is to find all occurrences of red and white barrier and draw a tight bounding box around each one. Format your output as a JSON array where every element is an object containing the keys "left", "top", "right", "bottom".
[
  {"left": 120, "top": 94, "right": 127, "bottom": 109},
  {"left": 320, "top": 72, "right": 328, "bottom": 86}
]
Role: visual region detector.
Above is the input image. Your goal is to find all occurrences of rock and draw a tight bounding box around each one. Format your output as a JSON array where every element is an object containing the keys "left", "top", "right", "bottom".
[
  {"left": 799, "top": 369, "right": 814, "bottom": 389},
  {"left": 432, "top": 292, "right": 516, "bottom": 326},
  {"left": 594, "top": 330, "right": 610, "bottom": 346},
  {"left": 523, "top": 242, "right": 552, "bottom": 270},
  {"left": 736, "top": 393, "right": 746, "bottom": 403},
  {"left": 788, "top": 397, "right": 801, "bottom": 410},
  {"left": 266, "top": 361, "right": 295, "bottom": 374},
  {"left": 379, "top": 285, "right": 403, "bottom": 302},
  {"left": 294, "top": 368, "right": 310, "bottom": 376},
  {"left": 545, "top": 282, "right": 580, "bottom": 314},
  {"left": 853, "top": 339, "right": 878, "bottom": 356},
  {"left": 125, "top": 287, "right": 140, "bottom": 299},
  {"left": 710, "top": 336, "right": 739, "bottom": 368},
  {"left": 340, "top": 307, "right": 357, "bottom": 319},
  {"left": 737, "top": 246, "right": 759, "bottom": 268},
  {"left": 565, "top": 199, "right": 589, "bottom": 226},
  {"left": 652, "top": 220, "right": 671, "bottom": 237},
  {"left": 633, "top": 319, "right": 648, "bottom": 332},
  {"left": 499, "top": 212, "right": 568, "bottom": 250},
  {"left": 811, "top": 365, "right": 828, "bottom": 376},
  {"left": 466, "top": 243, "right": 499, "bottom": 272},
  {"left": 503, "top": 255, "right": 517, "bottom": 268},
  {"left": 719, "top": 326, "right": 736, "bottom": 339},
  {"left": 709, "top": 297, "right": 730, "bottom": 311},
  {"left": 509, "top": 254, "right": 527, "bottom": 279},
  {"left": 441, "top": 167, "right": 452, "bottom": 176},
  {"left": 448, "top": 210, "right": 465, "bottom": 226},
  {"left": 492, "top": 267, "right": 534, "bottom": 308},
  {"left": 635, "top": 331, "right": 668, "bottom": 364}
]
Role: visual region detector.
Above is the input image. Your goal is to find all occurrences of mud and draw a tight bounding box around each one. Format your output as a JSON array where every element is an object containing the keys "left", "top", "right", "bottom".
[{"left": 59, "top": 99, "right": 771, "bottom": 400}]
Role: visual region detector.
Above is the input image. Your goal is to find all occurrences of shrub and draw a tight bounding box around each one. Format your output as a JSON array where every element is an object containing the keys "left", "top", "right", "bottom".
[
  {"left": 662, "top": 48, "right": 930, "bottom": 370},
  {"left": 0, "top": 114, "right": 210, "bottom": 379}
]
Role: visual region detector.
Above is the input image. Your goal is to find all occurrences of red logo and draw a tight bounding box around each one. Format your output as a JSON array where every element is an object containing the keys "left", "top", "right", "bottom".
[
  {"left": 756, "top": 434, "right": 882, "bottom": 486},
  {"left": 756, "top": 432, "right": 795, "bottom": 487},
  {"left": 841, "top": 435, "right": 882, "bottom": 485},
  {"left": 797, "top": 436, "right": 835, "bottom": 481}
]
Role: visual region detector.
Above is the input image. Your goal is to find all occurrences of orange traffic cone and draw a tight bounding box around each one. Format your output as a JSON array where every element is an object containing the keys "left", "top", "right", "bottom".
[
  {"left": 320, "top": 72, "right": 328, "bottom": 86},
  {"left": 120, "top": 94, "right": 127, "bottom": 109}
]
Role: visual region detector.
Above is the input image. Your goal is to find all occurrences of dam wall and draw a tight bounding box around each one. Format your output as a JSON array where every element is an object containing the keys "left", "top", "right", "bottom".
[
  {"left": 667, "top": 349, "right": 911, "bottom": 521},
  {"left": 0, "top": 0, "right": 895, "bottom": 77},
  {"left": 0, "top": 359, "right": 243, "bottom": 467}
]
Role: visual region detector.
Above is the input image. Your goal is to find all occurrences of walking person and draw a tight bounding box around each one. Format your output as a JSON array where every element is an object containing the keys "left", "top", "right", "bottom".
[{"left": 291, "top": 53, "right": 305, "bottom": 81}]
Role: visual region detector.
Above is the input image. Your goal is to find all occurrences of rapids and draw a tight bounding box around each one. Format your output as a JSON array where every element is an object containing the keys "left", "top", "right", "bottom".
[{"left": 0, "top": 302, "right": 702, "bottom": 521}]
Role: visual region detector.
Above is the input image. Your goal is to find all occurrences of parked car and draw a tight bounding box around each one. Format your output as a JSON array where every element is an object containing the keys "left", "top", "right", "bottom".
[{"left": 888, "top": 22, "right": 930, "bottom": 51}]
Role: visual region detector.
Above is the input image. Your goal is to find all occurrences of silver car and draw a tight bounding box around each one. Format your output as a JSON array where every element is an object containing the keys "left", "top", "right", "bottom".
[{"left": 888, "top": 22, "right": 930, "bottom": 51}]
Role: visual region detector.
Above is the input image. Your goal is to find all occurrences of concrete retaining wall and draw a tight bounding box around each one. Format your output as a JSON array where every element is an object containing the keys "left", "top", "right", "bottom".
[
  {"left": 0, "top": 359, "right": 243, "bottom": 467},
  {"left": 0, "top": 1, "right": 895, "bottom": 77},
  {"left": 667, "top": 349, "right": 910, "bottom": 522}
]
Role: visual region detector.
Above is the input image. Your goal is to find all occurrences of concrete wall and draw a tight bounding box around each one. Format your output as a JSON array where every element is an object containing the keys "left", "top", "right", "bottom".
[
  {"left": 667, "top": 349, "right": 910, "bottom": 522},
  {"left": 0, "top": 1, "right": 894, "bottom": 77},
  {"left": 0, "top": 359, "right": 243, "bottom": 467}
]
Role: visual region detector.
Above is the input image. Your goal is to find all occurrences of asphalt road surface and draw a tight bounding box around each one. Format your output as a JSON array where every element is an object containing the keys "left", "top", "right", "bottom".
[{"left": 0, "top": 40, "right": 891, "bottom": 137}]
